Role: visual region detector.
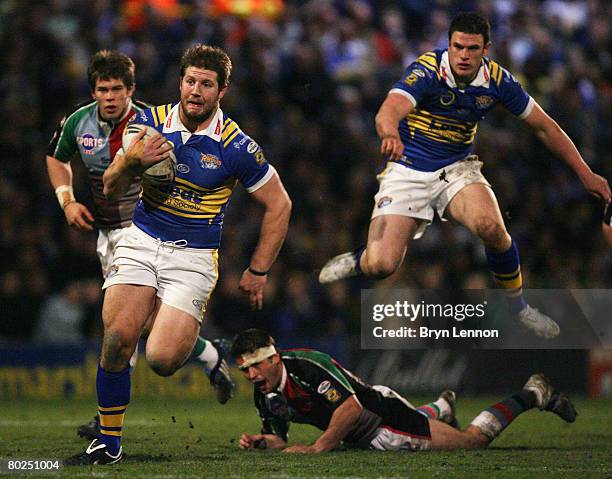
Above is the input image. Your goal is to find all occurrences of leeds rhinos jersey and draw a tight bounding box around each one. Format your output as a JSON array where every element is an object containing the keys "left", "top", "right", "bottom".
[
  {"left": 390, "top": 49, "right": 535, "bottom": 171},
  {"left": 48, "top": 99, "right": 149, "bottom": 229},
  {"left": 130, "top": 104, "right": 274, "bottom": 249},
  {"left": 254, "top": 349, "right": 428, "bottom": 445}
]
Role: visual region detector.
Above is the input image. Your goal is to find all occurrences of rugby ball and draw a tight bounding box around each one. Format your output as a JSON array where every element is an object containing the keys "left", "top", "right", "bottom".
[{"left": 122, "top": 123, "right": 176, "bottom": 186}]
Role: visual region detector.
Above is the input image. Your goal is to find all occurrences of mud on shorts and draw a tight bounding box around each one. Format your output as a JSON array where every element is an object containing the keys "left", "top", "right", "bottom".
[
  {"left": 102, "top": 224, "right": 219, "bottom": 322},
  {"left": 371, "top": 155, "right": 491, "bottom": 239}
]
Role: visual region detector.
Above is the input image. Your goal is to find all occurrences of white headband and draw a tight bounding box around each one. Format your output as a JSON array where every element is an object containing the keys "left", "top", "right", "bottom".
[{"left": 237, "top": 345, "right": 277, "bottom": 370}]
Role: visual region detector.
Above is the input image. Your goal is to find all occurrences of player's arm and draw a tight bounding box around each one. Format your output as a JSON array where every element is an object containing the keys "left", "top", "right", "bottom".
[
  {"left": 283, "top": 395, "right": 363, "bottom": 453},
  {"left": 46, "top": 155, "right": 95, "bottom": 231},
  {"left": 522, "top": 101, "right": 611, "bottom": 204},
  {"left": 103, "top": 129, "right": 170, "bottom": 200},
  {"left": 375, "top": 92, "right": 415, "bottom": 162},
  {"left": 239, "top": 172, "right": 292, "bottom": 310}
]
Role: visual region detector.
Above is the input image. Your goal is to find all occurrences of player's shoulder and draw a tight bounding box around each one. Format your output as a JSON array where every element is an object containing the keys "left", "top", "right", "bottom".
[
  {"left": 220, "top": 114, "right": 267, "bottom": 161},
  {"left": 282, "top": 349, "right": 334, "bottom": 369},
  {"left": 130, "top": 103, "right": 175, "bottom": 128},
  {"left": 220, "top": 114, "right": 246, "bottom": 149},
  {"left": 58, "top": 100, "right": 97, "bottom": 127},
  {"left": 410, "top": 49, "right": 443, "bottom": 80},
  {"left": 484, "top": 57, "right": 505, "bottom": 86}
]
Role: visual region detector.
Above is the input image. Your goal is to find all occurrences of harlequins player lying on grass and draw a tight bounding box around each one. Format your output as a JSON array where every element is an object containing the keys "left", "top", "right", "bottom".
[{"left": 232, "top": 329, "right": 577, "bottom": 453}]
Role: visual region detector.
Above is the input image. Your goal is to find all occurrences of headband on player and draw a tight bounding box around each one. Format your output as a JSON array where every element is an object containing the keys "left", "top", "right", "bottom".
[{"left": 236, "top": 345, "right": 277, "bottom": 370}]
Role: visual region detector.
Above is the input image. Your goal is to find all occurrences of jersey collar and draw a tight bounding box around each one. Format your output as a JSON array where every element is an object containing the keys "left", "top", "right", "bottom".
[
  {"left": 163, "top": 103, "right": 224, "bottom": 141},
  {"left": 440, "top": 50, "right": 490, "bottom": 90}
]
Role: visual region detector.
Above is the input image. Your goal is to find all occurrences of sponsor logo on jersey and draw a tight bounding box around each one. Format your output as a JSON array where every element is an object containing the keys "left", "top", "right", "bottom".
[
  {"left": 440, "top": 90, "right": 456, "bottom": 106},
  {"left": 474, "top": 95, "right": 494, "bottom": 108},
  {"left": 200, "top": 154, "right": 222, "bottom": 170},
  {"left": 247, "top": 141, "right": 259, "bottom": 154},
  {"left": 317, "top": 381, "right": 331, "bottom": 394},
  {"left": 192, "top": 299, "right": 206, "bottom": 311},
  {"left": 377, "top": 196, "right": 393, "bottom": 208},
  {"left": 325, "top": 388, "right": 341, "bottom": 403},
  {"left": 177, "top": 163, "right": 190, "bottom": 174},
  {"left": 77, "top": 134, "right": 105, "bottom": 151},
  {"left": 404, "top": 73, "right": 420, "bottom": 85}
]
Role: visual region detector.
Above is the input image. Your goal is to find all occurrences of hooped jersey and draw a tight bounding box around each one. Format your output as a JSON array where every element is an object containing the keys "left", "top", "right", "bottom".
[
  {"left": 48, "top": 99, "right": 150, "bottom": 228},
  {"left": 254, "top": 349, "right": 412, "bottom": 445},
  {"left": 129, "top": 104, "right": 273, "bottom": 249},
  {"left": 389, "top": 49, "right": 534, "bottom": 171}
]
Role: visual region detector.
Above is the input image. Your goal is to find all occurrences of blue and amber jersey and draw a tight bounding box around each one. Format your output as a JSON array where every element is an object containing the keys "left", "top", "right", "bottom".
[
  {"left": 130, "top": 104, "right": 274, "bottom": 248},
  {"left": 390, "top": 49, "right": 535, "bottom": 171}
]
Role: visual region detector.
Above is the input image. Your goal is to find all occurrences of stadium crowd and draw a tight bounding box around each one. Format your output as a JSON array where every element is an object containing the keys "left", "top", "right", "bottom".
[{"left": 1, "top": 0, "right": 610, "bottom": 355}]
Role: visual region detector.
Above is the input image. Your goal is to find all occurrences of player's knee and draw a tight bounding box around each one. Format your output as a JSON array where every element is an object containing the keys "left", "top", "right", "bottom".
[
  {"left": 475, "top": 217, "right": 509, "bottom": 249},
  {"left": 364, "top": 255, "right": 399, "bottom": 279},
  {"left": 146, "top": 351, "right": 181, "bottom": 377},
  {"left": 101, "top": 328, "right": 139, "bottom": 369}
]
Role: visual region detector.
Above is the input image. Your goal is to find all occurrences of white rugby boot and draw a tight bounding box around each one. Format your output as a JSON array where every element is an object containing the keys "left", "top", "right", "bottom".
[
  {"left": 516, "top": 305, "right": 560, "bottom": 338},
  {"left": 319, "top": 251, "right": 360, "bottom": 284}
]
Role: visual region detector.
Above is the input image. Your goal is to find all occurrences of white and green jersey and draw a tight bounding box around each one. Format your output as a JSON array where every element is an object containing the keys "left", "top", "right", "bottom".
[{"left": 47, "top": 99, "right": 150, "bottom": 229}]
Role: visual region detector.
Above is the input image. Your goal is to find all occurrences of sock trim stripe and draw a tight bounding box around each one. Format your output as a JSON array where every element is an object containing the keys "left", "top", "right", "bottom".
[
  {"left": 100, "top": 429, "right": 122, "bottom": 437},
  {"left": 99, "top": 405, "right": 128, "bottom": 412},
  {"left": 494, "top": 267, "right": 521, "bottom": 279},
  {"left": 492, "top": 402, "right": 514, "bottom": 423},
  {"left": 100, "top": 425, "right": 123, "bottom": 432},
  {"left": 99, "top": 408, "right": 127, "bottom": 416},
  {"left": 416, "top": 404, "right": 439, "bottom": 419},
  {"left": 495, "top": 277, "right": 522, "bottom": 290}
]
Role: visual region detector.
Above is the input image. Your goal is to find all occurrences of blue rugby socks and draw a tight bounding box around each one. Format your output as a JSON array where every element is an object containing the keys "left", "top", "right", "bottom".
[
  {"left": 97, "top": 364, "right": 130, "bottom": 455},
  {"left": 486, "top": 240, "right": 527, "bottom": 315}
]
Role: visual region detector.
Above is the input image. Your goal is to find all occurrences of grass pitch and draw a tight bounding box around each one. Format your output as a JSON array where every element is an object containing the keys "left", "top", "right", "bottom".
[{"left": 1, "top": 395, "right": 610, "bottom": 478}]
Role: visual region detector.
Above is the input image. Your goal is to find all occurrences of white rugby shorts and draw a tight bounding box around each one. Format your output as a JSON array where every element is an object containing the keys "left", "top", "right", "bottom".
[
  {"left": 103, "top": 224, "right": 219, "bottom": 322},
  {"left": 97, "top": 227, "right": 129, "bottom": 278},
  {"left": 371, "top": 155, "right": 491, "bottom": 238}
]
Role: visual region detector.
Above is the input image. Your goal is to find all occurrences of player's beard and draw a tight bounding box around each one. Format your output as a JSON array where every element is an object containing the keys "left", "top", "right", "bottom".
[{"left": 181, "top": 99, "right": 218, "bottom": 125}]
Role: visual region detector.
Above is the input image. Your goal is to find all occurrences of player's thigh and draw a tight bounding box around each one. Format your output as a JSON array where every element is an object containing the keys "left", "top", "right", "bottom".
[
  {"left": 445, "top": 183, "right": 507, "bottom": 236},
  {"left": 102, "top": 284, "right": 158, "bottom": 344},
  {"left": 366, "top": 214, "right": 420, "bottom": 265},
  {"left": 156, "top": 246, "right": 219, "bottom": 322},
  {"left": 145, "top": 303, "right": 200, "bottom": 365},
  {"left": 428, "top": 419, "right": 486, "bottom": 450}
]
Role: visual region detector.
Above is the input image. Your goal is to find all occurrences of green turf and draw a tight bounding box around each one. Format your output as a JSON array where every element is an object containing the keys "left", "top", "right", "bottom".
[{"left": 0, "top": 395, "right": 610, "bottom": 478}]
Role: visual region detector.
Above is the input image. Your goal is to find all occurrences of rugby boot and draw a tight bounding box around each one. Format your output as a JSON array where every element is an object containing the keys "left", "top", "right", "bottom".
[
  {"left": 438, "top": 390, "right": 460, "bottom": 429},
  {"left": 208, "top": 339, "right": 235, "bottom": 404},
  {"left": 65, "top": 439, "right": 124, "bottom": 465},
  {"left": 319, "top": 251, "right": 360, "bottom": 284},
  {"left": 517, "top": 305, "right": 560, "bottom": 339}
]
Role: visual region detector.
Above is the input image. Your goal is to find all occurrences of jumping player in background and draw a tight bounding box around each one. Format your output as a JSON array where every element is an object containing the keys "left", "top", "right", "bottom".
[
  {"left": 319, "top": 12, "right": 611, "bottom": 338},
  {"left": 66, "top": 44, "right": 291, "bottom": 465},
  {"left": 47, "top": 50, "right": 235, "bottom": 442},
  {"left": 233, "top": 329, "right": 576, "bottom": 453}
]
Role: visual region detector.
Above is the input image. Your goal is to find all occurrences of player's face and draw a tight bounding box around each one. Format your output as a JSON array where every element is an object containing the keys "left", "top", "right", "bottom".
[
  {"left": 179, "top": 66, "right": 227, "bottom": 128},
  {"left": 240, "top": 355, "right": 282, "bottom": 394},
  {"left": 448, "top": 31, "right": 491, "bottom": 83},
  {"left": 92, "top": 78, "right": 134, "bottom": 122}
]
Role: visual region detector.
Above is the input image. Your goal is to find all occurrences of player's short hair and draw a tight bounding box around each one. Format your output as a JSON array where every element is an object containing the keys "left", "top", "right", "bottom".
[
  {"left": 231, "top": 329, "right": 276, "bottom": 358},
  {"left": 449, "top": 12, "right": 491, "bottom": 45},
  {"left": 87, "top": 50, "right": 135, "bottom": 91},
  {"left": 180, "top": 44, "right": 232, "bottom": 89}
]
